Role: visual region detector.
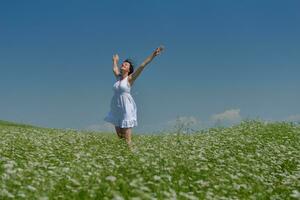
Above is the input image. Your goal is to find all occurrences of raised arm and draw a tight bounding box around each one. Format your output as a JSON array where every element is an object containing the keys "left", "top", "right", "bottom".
[
  {"left": 128, "top": 46, "right": 164, "bottom": 86},
  {"left": 112, "top": 54, "right": 120, "bottom": 79}
]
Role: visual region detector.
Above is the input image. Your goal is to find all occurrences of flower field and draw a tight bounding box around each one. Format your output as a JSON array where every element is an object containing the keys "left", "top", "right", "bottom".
[{"left": 1, "top": 120, "right": 300, "bottom": 199}]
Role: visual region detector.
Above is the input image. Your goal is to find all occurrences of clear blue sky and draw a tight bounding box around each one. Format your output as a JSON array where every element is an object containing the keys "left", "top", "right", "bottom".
[{"left": 1, "top": 0, "right": 300, "bottom": 133}]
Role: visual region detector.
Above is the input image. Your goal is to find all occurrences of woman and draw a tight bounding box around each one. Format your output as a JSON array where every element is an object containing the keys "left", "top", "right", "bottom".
[{"left": 104, "top": 46, "right": 164, "bottom": 147}]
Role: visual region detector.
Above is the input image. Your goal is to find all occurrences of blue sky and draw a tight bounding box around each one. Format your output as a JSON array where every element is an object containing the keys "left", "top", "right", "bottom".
[{"left": 1, "top": 0, "right": 300, "bottom": 133}]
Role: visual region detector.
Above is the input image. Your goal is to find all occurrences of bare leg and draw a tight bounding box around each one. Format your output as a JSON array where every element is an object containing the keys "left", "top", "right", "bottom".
[
  {"left": 115, "top": 126, "right": 123, "bottom": 139},
  {"left": 120, "top": 128, "right": 132, "bottom": 147}
]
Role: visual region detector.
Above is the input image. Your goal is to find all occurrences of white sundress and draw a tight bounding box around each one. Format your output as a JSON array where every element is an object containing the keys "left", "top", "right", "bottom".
[{"left": 104, "top": 75, "right": 138, "bottom": 128}]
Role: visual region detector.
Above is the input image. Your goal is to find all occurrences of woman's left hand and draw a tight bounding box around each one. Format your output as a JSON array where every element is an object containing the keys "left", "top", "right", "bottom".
[{"left": 153, "top": 45, "right": 164, "bottom": 56}]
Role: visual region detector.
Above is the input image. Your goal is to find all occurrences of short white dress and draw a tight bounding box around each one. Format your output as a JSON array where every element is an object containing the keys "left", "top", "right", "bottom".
[{"left": 104, "top": 75, "right": 138, "bottom": 128}]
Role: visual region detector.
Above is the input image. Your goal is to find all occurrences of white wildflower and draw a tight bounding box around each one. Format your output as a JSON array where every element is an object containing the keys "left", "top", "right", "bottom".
[
  {"left": 27, "top": 185, "right": 37, "bottom": 192},
  {"left": 106, "top": 175, "right": 117, "bottom": 182},
  {"left": 179, "top": 192, "right": 198, "bottom": 200},
  {"left": 153, "top": 175, "right": 161, "bottom": 181},
  {"left": 291, "top": 190, "right": 300, "bottom": 199}
]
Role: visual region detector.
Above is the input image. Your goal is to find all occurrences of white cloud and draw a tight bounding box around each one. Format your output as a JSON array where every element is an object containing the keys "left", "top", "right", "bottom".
[
  {"left": 210, "top": 109, "right": 242, "bottom": 126},
  {"left": 165, "top": 116, "right": 202, "bottom": 133},
  {"left": 166, "top": 116, "right": 199, "bottom": 127},
  {"left": 183, "top": 116, "right": 199, "bottom": 124},
  {"left": 84, "top": 122, "right": 114, "bottom": 132},
  {"left": 285, "top": 114, "right": 300, "bottom": 122}
]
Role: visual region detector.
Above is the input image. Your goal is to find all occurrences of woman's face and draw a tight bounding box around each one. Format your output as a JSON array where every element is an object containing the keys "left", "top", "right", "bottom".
[{"left": 121, "top": 61, "right": 130, "bottom": 73}]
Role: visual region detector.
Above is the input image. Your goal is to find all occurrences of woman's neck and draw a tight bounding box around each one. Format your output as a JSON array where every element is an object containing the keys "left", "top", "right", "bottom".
[{"left": 121, "top": 73, "right": 128, "bottom": 79}]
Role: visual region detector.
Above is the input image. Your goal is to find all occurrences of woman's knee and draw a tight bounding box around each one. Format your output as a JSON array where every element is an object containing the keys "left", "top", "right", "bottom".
[
  {"left": 115, "top": 126, "right": 122, "bottom": 137},
  {"left": 119, "top": 128, "right": 129, "bottom": 135},
  {"left": 123, "top": 128, "right": 132, "bottom": 137}
]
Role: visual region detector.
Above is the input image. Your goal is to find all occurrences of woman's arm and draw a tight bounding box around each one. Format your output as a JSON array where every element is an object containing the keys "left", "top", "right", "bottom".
[
  {"left": 128, "top": 46, "right": 164, "bottom": 86},
  {"left": 112, "top": 54, "right": 120, "bottom": 79}
]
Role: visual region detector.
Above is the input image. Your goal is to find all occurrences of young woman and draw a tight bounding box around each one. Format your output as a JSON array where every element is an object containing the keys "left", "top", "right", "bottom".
[{"left": 104, "top": 46, "right": 164, "bottom": 147}]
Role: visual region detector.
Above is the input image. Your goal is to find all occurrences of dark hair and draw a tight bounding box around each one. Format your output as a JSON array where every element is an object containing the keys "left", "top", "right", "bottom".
[{"left": 124, "top": 58, "right": 134, "bottom": 75}]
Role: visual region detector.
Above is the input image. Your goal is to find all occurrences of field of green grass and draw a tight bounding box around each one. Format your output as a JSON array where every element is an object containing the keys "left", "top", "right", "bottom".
[{"left": 0, "top": 120, "right": 300, "bottom": 199}]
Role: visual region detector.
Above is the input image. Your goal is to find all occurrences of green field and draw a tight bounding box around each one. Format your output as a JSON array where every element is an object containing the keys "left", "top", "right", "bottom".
[{"left": 0, "top": 120, "right": 300, "bottom": 199}]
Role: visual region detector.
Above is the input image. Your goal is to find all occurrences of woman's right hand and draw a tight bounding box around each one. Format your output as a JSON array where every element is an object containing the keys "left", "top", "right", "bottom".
[{"left": 112, "top": 54, "right": 119, "bottom": 63}]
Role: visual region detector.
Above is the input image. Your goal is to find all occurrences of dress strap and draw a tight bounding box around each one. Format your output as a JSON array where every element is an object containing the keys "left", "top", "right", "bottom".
[{"left": 119, "top": 75, "right": 129, "bottom": 81}]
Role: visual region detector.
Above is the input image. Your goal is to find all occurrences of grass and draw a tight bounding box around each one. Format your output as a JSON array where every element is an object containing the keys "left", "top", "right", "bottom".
[
  {"left": 0, "top": 120, "right": 38, "bottom": 129},
  {"left": 0, "top": 119, "right": 300, "bottom": 199}
]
